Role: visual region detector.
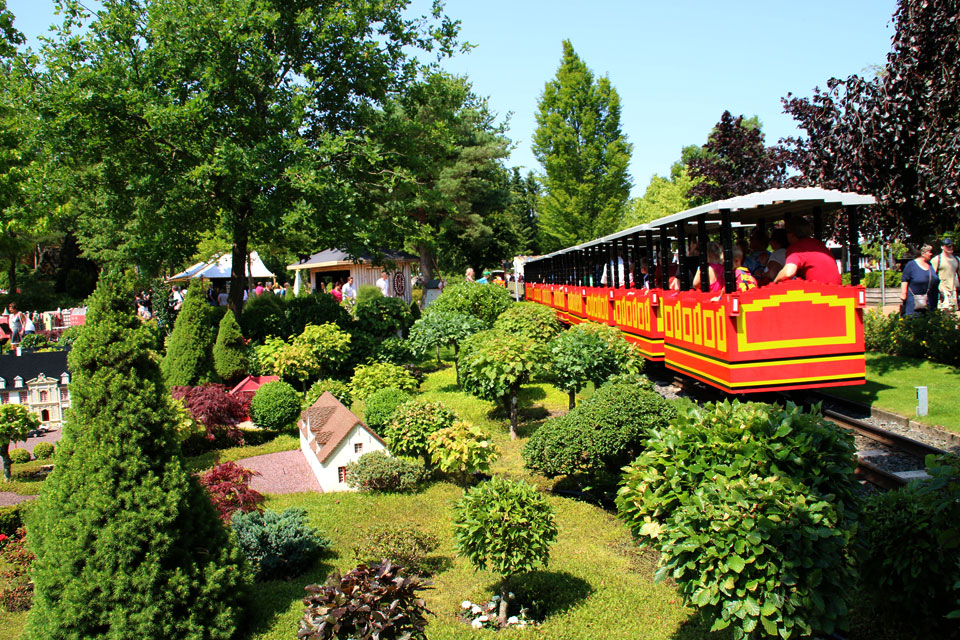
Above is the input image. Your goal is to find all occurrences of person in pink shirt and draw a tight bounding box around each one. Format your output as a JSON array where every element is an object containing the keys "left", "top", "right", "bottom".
[
  {"left": 691, "top": 242, "right": 725, "bottom": 293},
  {"left": 773, "top": 219, "right": 841, "bottom": 285},
  {"left": 330, "top": 281, "right": 343, "bottom": 303}
]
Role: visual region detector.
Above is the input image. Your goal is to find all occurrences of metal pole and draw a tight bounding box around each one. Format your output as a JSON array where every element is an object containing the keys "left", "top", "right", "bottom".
[
  {"left": 848, "top": 207, "right": 861, "bottom": 286},
  {"left": 632, "top": 232, "right": 642, "bottom": 289},
  {"left": 677, "top": 223, "right": 688, "bottom": 291},
  {"left": 721, "top": 209, "right": 735, "bottom": 294},
  {"left": 659, "top": 227, "right": 670, "bottom": 289},
  {"left": 880, "top": 242, "right": 886, "bottom": 306},
  {"left": 697, "top": 215, "right": 709, "bottom": 293}
]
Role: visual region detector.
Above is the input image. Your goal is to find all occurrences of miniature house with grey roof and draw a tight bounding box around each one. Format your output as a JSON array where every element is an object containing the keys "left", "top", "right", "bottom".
[
  {"left": 0, "top": 350, "right": 71, "bottom": 428},
  {"left": 299, "top": 391, "right": 388, "bottom": 492}
]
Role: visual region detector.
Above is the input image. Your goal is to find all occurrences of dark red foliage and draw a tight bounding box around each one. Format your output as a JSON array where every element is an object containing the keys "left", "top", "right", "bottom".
[
  {"left": 782, "top": 0, "right": 959, "bottom": 243},
  {"left": 688, "top": 111, "right": 789, "bottom": 203},
  {"left": 0, "top": 527, "right": 34, "bottom": 612},
  {"left": 197, "top": 461, "right": 265, "bottom": 524},
  {"left": 172, "top": 384, "right": 248, "bottom": 445}
]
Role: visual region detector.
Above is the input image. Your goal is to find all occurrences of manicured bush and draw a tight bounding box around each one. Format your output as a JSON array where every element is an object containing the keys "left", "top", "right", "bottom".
[
  {"left": 349, "top": 361, "right": 419, "bottom": 402},
  {"left": 547, "top": 322, "right": 638, "bottom": 409},
  {"left": 250, "top": 380, "right": 301, "bottom": 431},
  {"left": 524, "top": 380, "right": 675, "bottom": 489},
  {"left": 452, "top": 476, "right": 558, "bottom": 625},
  {"left": 160, "top": 279, "right": 218, "bottom": 387},
  {"left": 303, "top": 378, "right": 353, "bottom": 410},
  {"left": 382, "top": 400, "right": 456, "bottom": 462},
  {"left": 240, "top": 291, "right": 286, "bottom": 343},
  {"left": 345, "top": 451, "right": 429, "bottom": 493},
  {"left": 427, "top": 420, "right": 500, "bottom": 484},
  {"left": 0, "top": 403, "right": 40, "bottom": 480},
  {"left": 301, "top": 561, "right": 432, "bottom": 640},
  {"left": 17, "top": 333, "right": 49, "bottom": 351},
  {"left": 356, "top": 284, "right": 383, "bottom": 306},
  {"left": 616, "top": 401, "right": 859, "bottom": 639},
  {"left": 862, "top": 269, "right": 902, "bottom": 288},
  {"left": 373, "top": 336, "right": 415, "bottom": 364},
  {"left": 458, "top": 329, "right": 546, "bottom": 439},
  {"left": 197, "top": 461, "right": 265, "bottom": 524},
  {"left": 863, "top": 308, "right": 960, "bottom": 366},
  {"left": 363, "top": 387, "right": 413, "bottom": 431},
  {"left": 8, "top": 448, "right": 30, "bottom": 464},
  {"left": 213, "top": 309, "right": 248, "bottom": 382},
  {"left": 408, "top": 309, "right": 485, "bottom": 365},
  {"left": 857, "top": 453, "right": 960, "bottom": 627},
  {"left": 26, "top": 272, "right": 246, "bottom": 639},
  {"left": 352, "top": 523, "right": 440, "bottom": 575},
  {"left": 493, "top": 301, "right": 562, "bottom": 344},
  {"left": 284, "top": 293, "right": 351, "bottom": 337},
  {"left": 0, "top": 503, "right": 25, "bottom": 536},
  {"left": 428, "top": 281, "right": 514, "bottom": 327},
  {"left": 231, "top": 507, "right": 330, "bottom": 581},
  {"left": 31, "top": 442, "right": 55, "bottom": 460},
  {"left": 356, "top": 296, "right": 414, "bottom": 339},
  {"left": 256, "top": 323, "right": 352, "bottom": 389}
]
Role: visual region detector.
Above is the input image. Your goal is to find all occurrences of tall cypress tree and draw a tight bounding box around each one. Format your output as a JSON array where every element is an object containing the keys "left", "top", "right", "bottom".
[
  {"left": 533, "top": 40, "right": 633, "bottom": 252},
  {"left": 213, "top": 308, "right": 248, "bottom": 383},
  {"left": 26, "top": 272, "right": 247, "bottom": 639},
  {"left": 161, "top": 278, "right": 217, "bottom": 386}
]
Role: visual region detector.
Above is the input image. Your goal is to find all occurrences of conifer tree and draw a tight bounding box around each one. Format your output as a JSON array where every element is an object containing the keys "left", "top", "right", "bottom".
[
  {"left": 213, "top": 308, "right": 247, "bottom": 383},
  {"left": 26, "top": 272, "right": 247, "bottom": 639},
  {"left": 161, "top": 279, "right": 217, "bottom": 386}
]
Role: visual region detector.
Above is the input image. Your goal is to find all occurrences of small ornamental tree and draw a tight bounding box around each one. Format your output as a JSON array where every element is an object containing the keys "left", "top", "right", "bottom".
[
  {"left": 350, "top": 362, "right": 419, "bottom": 402},
  {"left": 363, "top": 387, "right": 413, "bottom": 430},
  {"left": 213, "top": 309, "right": 248, "bottom": 383},
  {"left": 547, "top": 322, "right": 634, "bottom": 409},
  {"left": 382, "top": 400, "right": 456, "bottom": 463},
  {"left": 171, "top": 384, "right": 248, "bottom": 445},
  {"left": 249, "top": 380, "right": 301, "bottom": 431},
  {"left": 25, "top": 272, "right": 246, "bottom": 639},
  {"left": 452, "top": 477, "right": 558, "bottom": 626},
  {"left": 409, "top": 309, "right": 485, "bottom": 364},
  {"left": 428, "top": 281, "right": 513, "bottom": 327},
  {"left": 161, "top": 279, "right": 217, "bottom": 387},
  {"left": 256, "top": 323, "right": 352, "bottom": 389},
  {"left": 0, "top": 405, "right": 39, "bottom": 480},
  {"left": 355, "top": 296, "right": 414, "bottom": 339},
  {"left": 427, "top": 421, "right": 499, "bottom": 485},
  {"left": 303, "top": 379, "right": 353, "bottom": 410},
  {"left": 458, "top": 330, "right": 546, "bottom": 439},
  {"left": 197, "top": 461, "right": 265, "bottom": 524},
  {"left": 493, "top": 302, "right": 562, "bottom": 345}
]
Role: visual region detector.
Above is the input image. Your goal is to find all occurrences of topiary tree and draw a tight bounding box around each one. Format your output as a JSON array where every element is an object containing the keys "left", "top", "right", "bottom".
[
  {"left": 213, "top": 309, "right": 248, "bottom": 383},
  {"left": 349, "top": 362, "right": 419, "bottom": 403},
  {"left": 427, "top": 420, "right": 499, "bottom": 485},
  {"left": 0, "top": 405, "right": 39, "bottom": 481},
  {"left": 458, "top": 330, "right": 546, "bottom": 439},
  {"left": 25, "top": 272, "right": 246, "bottom": 640},
  {"left": 493, "top": 302, "right": 562, "bottom": 345},
  {"left": 547, "top": 322, "right": 636, "bottom": 409},
  {"left": 381, "top": 400, "right": 456, "bottom": 463},
  {"left": 363, "top": 387, "right": 413, "bottom": 431},
  {"left": 249, "top": 380, "right": 301, "bottom": 431},
  {"left": 428, "top": 281, "right": 513, "bottom": 327},
  {"left": 161, "top": 278, "right": 218, "bottom": 387},
  {"left": 408, "top": 309, "right": 485, "bottom": 369},
  {"left": 355, "top": 296, "right": 414, "bottom": 339},
  {"left": 452, "top": 476, "right": 558, "bottom": 626}
]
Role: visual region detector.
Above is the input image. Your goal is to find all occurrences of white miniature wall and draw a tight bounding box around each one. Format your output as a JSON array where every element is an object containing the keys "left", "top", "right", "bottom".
[{"left": 299, "top": 420, "right": 387, "bottom": 492}]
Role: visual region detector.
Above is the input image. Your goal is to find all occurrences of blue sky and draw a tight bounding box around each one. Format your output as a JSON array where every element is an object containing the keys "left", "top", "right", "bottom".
[{"left": 8, "top": 0, "right": 898, "bottom": 197}]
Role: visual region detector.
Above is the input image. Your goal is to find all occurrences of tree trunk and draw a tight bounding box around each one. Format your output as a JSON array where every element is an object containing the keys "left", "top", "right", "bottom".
[
  {"left": 498, "top": 578, "right": 510, "bottom": 626},
  {"left": 1, "top": 445, "right": 10, "bottom": 481},
  {"left": 454, "top": 344, "right": 460, "bottom": 387},
  {"left": 568, "top": 389, "right": 576, "bottom": 410},
  {"left": 436, "top": 345, "right": 441, "bottom": 364},
  {"left": 418, "top": 243, "right": 435, "bottom": 283},
  {"left": 228, "top": 216, "right": 250, "bottom": 318},
  {"left": 508, "top": 391, "right": 518, "bottom": 440},
  {"left": 7, "top": 251, "right": 16, "bottom": 294}
]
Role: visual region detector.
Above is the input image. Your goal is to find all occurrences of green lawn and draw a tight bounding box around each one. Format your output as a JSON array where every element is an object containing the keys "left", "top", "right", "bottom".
[{"left": 826, "top": 352, "right": 960, "bottom": 432}]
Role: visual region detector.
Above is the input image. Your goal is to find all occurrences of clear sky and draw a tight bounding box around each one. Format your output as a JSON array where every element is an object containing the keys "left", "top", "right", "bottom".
[{"left": 8, "top": 0, "right": 899, "bottom": 197}]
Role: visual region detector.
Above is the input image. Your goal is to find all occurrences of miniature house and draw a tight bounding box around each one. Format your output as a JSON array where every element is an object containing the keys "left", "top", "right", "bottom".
[
  {"left": 298, "top": 391, "right": 388, "bottom": 492},
  {"left": 229, "top": 375, "right": 280, "bottom": 406},
  {"left": 0, "top": 350, "right": 71, "bottom": 428}
]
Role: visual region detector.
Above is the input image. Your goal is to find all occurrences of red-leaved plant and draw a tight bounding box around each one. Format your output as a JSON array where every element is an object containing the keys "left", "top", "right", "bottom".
[
  {"left": 0, "top": 527, "right": 34, "bottom": 612},
  {"left": 172, "top": 384, "right": 248, "bottom": 445},
  {"left": 196, "top": 462, "right": 264, "bottom": 523}
]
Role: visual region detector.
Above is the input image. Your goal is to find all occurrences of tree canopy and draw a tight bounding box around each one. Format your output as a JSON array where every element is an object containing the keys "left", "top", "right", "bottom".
[{"left": 532, "top": 40, "right": 632, "bottom": 252}]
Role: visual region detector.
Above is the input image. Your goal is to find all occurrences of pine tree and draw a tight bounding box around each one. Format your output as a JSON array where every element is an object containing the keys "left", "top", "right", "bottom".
[
  {"left": 26, "top": 272, "right": 247, "bottom": 639},
  {"left": 161, "top": 279, "right": 217, "bottom": 387},
  {"left": 213, "top": 309, "right": 247, "bottom": 383},
  {"left": 533, "top": 40, "right": 633, "bottom": 252}
]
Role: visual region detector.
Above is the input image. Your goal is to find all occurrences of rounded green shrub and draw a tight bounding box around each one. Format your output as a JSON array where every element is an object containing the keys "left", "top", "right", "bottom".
[
  {"left": 32, "top": 442, "right": 55, "bottom": 460},
  {"left": 352, "top": 523, "right": 440, "bottom": 575},
  {"left": 8, "top": 448, "right": 31, "bottom": 464},
  {"left": 18, "top": 333, "right": 49, "bottom": 351},
  {"left": 363, "top": 387, "right": 413, "bottom": 431},
  {"left": 356, "top": 297, "right": 414, "bottom": 339},
  {"left": 356, "top": 284, "right": 382, "bottom": 306},
  {"left": 231, "top": 507, "right": 331, "bottom": 581},
  {"left": 303, "top": 379, "right": 353, "bottom": 410},
  {"left": 284, "top": 294, "right": 351, "bottom": 337},
  {"left": 250, "top": 380, "right": 301, "bottom": 431},
  {"left": 373, "top": 337, "right": 415, "bottom": 364},
  {"left": 382, "top": 400, "right": 456, "bottom": 462},
  {"left": 493, "top": 302, "right": 562, "bottom": 344},
  {"left": 345, "top": 451, "right": 429, "bottom": 492},
  {"left": 616, "top": 401, "right": 859, "bottom": 640},
  {"left": 349, "top": 362, "right": 418, "bottom": 402},
  {"left": 428, "top": 281, "right": 514, "bottom": 327},
  {"left": 523, "top": 380, "right": 674, "bottom": 488},
  {"left": 427, "top": 420, "right": 500, "bottom": 484},
  {"left": 408, "top": 309, "right": 485, "bottom": 364},
  {"left": 547, "top": 322, "right": 642, "bottom": 409},
  {"left": 240, "top": 292, "right": 286, "bottom": 343}
]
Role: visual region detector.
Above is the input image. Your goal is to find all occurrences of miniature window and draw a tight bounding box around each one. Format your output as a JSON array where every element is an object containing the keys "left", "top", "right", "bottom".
[
  {"left": 338, "top": 466, "right": 348, "bottom": 483},
  {"left": 354, "top": 443, "right": 362, "bottom": 454},
  {"left": 0, "top": 377, "right": 5, "bottom": 389},
  {"left": 41, "top": 409, "right": 50, "bottom": 422},
  {"left": 19, "top": 392, "right": 27, "bottom": 403},
  {"left": 13, "top": 376, "right": 23, "bottom": 388},
  {"left": 39, "top": 390, "right": 48, "bottom": 403}
]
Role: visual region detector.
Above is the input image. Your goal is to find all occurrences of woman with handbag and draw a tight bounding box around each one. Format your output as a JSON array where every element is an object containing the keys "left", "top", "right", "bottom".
[{"left": 900, "top": 244, "right": 940, "bottom": 316}]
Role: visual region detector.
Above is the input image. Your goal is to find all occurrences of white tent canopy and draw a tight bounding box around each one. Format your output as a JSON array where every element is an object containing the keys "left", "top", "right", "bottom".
[{"left": 168, "top": 251, "right": 274, "bottom": 282}]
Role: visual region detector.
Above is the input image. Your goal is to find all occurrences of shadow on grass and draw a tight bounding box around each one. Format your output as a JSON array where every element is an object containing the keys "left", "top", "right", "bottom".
[
  {"left": 668, "top": 611, "right": 724, "bottom": 640},
  {"left": 240, "top": 553, "right": 338, "bottom": 639},
  {"left": 868, "top": 353, "right": 960, "bottom": 377},
  {"left": 828, "top": 379, "right": 896, "bottom": 410},
  {"left": 518, "top": 386, "right": 547, "bottom": 404},
  {"left": 487, "top": 570, "right": 593, "bottom": 621}
]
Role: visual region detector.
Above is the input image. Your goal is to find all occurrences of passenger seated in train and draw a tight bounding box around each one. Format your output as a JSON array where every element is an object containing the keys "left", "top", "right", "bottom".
[
  {"left": 691, "top": 242, "right": 725, "bottom": 293},
  {"left": 773, "top": 219, "right": 841, "bottom": 285},
  {"left": 639, "top": 258, "right": 654, "bottom": 289},
  {"left": 763, "top": 228, "right": 789, "bottom": 285},
  {"left": 732, "top": 246, "right": 759, "bottom": 292},
  {"left": 653, "top": 263, "right": 679, "bottom": 290},
  {"left": 744, "top": 228, "right": 770, "bottom": 279}
]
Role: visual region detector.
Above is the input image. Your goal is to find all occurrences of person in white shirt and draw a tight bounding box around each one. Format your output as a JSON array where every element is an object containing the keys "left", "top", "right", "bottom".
[
  {"left": 217, "top": 289, "right": 229, "bottom": 306},
  {"left": 376, "top": 271, "right": 390, "bottom": 296},
  {"left": 342, "top": 275, "right": 357, "bottom": 301}
]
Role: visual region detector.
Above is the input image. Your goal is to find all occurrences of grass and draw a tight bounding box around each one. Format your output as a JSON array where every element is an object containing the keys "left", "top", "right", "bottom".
[
  {"left": 0, "top": 459, "right": 53, "bottom": 496},
  {"left": 182, "top": 434, "right": 300, "bottom": 473},
  {"left": 826, "top": 352, "right": 960, "bottom": 432}
]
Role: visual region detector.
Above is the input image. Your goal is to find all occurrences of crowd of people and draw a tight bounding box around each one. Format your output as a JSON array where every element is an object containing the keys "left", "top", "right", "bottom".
[{"left": 899, "top": 237, "right": 958, "bottom": 316}]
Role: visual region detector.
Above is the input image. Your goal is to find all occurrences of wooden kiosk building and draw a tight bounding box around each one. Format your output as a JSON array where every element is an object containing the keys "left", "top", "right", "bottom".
[{"left": 287, "top": 249, "right": 418, "bottom": 304}]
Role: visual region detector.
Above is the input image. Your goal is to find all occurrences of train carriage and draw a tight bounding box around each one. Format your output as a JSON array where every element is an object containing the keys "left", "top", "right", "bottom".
[{"left": 524, "top": 188, "right": 874, "bottom": 394}]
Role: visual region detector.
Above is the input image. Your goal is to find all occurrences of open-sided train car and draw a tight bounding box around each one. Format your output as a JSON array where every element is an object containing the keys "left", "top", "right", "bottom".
[{"left": 524, "top": 188, "right": 875, "bottom": 393}]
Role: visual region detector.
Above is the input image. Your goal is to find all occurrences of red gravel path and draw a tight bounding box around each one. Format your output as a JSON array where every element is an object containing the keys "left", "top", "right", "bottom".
[
  {"left": 11, "top": 427, "right": 62, "bottom": 454},
  {"left": 238, "top": 449, "right": 323, "bottom": 495},
  {"left": 0, "top": 492, "right": 35, "bottom": 507}
]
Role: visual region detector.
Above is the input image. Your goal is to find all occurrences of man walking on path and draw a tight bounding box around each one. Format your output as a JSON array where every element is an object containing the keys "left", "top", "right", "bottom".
[
  {"left": 376, "top": 271, "right": 390, "bottom": 297},
  {"left": 342, "top": 275, "right": 357, "bottom": 302},
  {"left": 933, "top": 238, "right": 959, "bottom": 311}
]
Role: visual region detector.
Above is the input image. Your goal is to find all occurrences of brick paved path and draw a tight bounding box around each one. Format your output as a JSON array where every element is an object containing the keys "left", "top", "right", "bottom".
[{"left": 238, "top": 449, "right": 322, "bottom": 495}]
